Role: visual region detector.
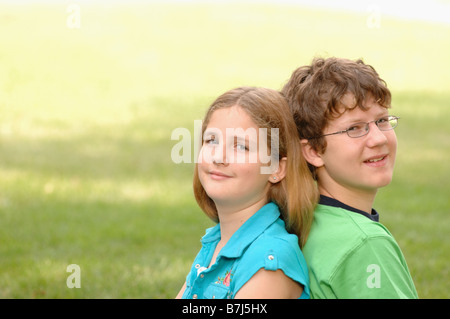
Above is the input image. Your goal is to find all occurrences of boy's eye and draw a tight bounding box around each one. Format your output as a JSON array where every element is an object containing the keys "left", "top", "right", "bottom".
[
  {"left": 347, "top": 124, "right": 364, "bottom": 132},
  {"left": 376, "top": 116, "right": 390, "bottom": 127},
  {"left": 236, "top": 143, "right": 247, "bottom": 151}
]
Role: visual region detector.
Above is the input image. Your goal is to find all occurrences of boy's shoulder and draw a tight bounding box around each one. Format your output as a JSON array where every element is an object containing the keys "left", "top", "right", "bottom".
[
  {"left": 303, "top": 204, "right": 395, "bottom": 275},
  {"left": 310, "top": 204, "right": 392, "bottom": 241},
  {"left": 303, "top": 204, "right": 418, "bottom": 299}
]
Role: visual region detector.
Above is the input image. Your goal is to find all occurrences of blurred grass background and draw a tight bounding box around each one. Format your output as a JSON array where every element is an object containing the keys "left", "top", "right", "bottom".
[{"left": 0, "top": 0, "right": 449, "bottom": 298}]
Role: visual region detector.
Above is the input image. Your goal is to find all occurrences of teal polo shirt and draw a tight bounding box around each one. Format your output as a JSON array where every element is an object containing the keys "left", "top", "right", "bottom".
[{"left": 181, "top": 202, "right": 310, "bottom": 299}]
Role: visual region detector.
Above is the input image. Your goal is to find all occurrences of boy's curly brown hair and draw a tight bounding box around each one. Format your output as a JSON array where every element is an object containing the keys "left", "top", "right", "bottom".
[{"left": 281, "top": 57, "right": 392, "bottom": 176}]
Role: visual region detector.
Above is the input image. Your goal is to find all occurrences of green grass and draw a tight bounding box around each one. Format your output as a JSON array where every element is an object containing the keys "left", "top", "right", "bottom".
[{"left": 0, "top": 2, "right": 449, "bottom": 298}]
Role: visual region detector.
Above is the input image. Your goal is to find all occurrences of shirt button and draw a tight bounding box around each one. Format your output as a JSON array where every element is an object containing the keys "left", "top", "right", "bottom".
[
  {"left": 268, "top": 255, "right": 274, "bottom": 260},
  {"left": 193, "top": 294, "right": 198, "bottom": 299},
  {"left": 195, "top": 264, "right": 200, "bottom": 269},
  {"left": 200, "top": 274, "right": 204, "bottom": 278}
]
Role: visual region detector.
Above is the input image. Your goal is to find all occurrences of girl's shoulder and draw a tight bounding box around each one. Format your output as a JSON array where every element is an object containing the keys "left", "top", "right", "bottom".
[
  {"left": 243, "top": 225, "right": 304, "bottom": 270},
  {"left": 231, "top": 219, "right": 310, "bottom": 298},
  {"left": 236, "top": 217, "right": 308, "bottom": 279}
]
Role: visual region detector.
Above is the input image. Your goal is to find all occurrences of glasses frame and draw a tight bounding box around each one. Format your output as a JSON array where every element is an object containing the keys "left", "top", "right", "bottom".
[{"left": 313, "top": 115, "right": 400, "bottom": 139}]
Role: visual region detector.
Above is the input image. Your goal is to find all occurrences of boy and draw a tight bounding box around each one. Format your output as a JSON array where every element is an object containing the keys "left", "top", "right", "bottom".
[{"left": 281, "top": 57, "right": 418, "bottom": 298}]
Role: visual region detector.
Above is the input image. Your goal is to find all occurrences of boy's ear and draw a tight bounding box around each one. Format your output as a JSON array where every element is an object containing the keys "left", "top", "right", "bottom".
[
  {"left": 300, "top": 139, "right": 324, "bottom": 168},
  {"left": 269, "top": 157, "right": 287, "bottom": 184}
]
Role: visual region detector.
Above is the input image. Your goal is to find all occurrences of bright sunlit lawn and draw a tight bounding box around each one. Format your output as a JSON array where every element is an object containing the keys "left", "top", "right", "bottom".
[{"left": 0, "top": 1, "right": 449, "bottom": 298}]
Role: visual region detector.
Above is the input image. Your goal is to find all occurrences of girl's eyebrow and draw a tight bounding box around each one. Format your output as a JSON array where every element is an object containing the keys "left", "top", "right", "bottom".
[
  {"left": 204, "top": 127, "right": 220, "bottom": 135},
  {"left": 233, "top": 134, "right": 248, "bottom": 141},
  {"left": 232, "top": 132, "right": 258, "bottom": 144}
]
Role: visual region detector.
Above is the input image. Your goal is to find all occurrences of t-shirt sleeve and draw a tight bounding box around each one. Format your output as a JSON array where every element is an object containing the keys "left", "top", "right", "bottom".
[
  {"left": 231, "top": 236, "right": 310, "bottom": 298},
  {"left": 330, "top": 235, "right": 418, "bottom": 299}
]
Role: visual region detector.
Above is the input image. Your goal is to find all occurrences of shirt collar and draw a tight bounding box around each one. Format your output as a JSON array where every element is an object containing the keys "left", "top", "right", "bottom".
[
  {"left": 319, "top": 195, "right": 380, "bottom": 222},
  {"left": 201, "top": 202, "right": 281, "bottom": 258}
]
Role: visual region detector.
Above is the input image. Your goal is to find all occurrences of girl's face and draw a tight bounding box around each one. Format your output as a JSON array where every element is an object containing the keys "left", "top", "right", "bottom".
[
  {"left": 197, "top": 105, "right": 272, "bottom": 213},
  {"left": 317, "top": 96, "right": 397, "bottom": 198}
]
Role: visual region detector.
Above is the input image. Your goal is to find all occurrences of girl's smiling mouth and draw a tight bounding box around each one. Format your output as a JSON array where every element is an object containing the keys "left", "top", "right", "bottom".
[{"left": 209, "top": 170, "right": 232, "bottom": 180}]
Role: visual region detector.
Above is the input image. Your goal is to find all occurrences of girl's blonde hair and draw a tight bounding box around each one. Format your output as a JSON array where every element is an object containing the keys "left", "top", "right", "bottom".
[{"left": 193, "top": 87, "right": 318, "bottom": 247}]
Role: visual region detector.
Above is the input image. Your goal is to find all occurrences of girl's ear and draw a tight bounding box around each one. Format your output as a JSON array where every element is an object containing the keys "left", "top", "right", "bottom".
[
  {"left": 301, "top": 139, "right": 324, "bottom": 168},
  {"left": 269, "top": 157, "right": 287, "bottom": 184}
]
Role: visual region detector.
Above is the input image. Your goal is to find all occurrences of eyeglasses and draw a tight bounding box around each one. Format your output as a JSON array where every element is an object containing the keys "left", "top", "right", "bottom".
[{"left": 313, "top": 115, "right": 400, "bottom": 139}]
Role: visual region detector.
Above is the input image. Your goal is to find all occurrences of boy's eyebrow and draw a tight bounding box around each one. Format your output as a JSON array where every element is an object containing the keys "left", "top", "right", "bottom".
[{"left": 337, "top": 110, "right": 390, "bottom": 126}]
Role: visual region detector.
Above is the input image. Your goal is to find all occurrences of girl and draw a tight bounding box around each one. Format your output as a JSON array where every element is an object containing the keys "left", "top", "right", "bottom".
[{"left": 176, "top": 87, "right": 318, "bottom": 299}]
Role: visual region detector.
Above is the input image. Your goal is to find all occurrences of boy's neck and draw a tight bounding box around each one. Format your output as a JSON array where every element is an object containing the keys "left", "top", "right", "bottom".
[{"left": 318, "top": 185, "right": 376, "bottom": 214}]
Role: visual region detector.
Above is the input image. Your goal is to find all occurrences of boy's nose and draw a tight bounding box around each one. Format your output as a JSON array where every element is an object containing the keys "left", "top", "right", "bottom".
[{"left": 366, "top": 122, "right": 388, "bottom": 147}]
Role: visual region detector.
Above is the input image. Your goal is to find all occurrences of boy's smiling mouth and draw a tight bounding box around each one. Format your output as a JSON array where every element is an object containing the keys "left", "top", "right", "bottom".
[{"left": 363, "top": 154, "right": 388, "bottom": 166}]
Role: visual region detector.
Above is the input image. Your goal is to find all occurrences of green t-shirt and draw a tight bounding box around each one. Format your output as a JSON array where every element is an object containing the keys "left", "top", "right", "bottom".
[{"left": 303, "top": 198, "right": 418, "bottom": 299}]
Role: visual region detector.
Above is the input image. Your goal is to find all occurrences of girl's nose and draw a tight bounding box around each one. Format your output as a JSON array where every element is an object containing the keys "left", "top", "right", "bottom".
[{"left": 212, "top": 143, "right": 228, "bottom": 165}]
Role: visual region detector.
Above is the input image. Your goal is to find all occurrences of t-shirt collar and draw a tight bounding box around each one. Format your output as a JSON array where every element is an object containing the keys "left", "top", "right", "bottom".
[
  {"left": 201, "top": 202, "right": 281, "bottom": 258},
  {"left": 319, "top": 195, "right": 380, "bottom": 222}
]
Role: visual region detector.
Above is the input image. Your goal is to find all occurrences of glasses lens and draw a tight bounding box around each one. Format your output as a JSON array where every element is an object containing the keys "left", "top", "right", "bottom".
[
  {"left": 388, "top": 116, "right": 399, "bottom": 129},
  {"left": 377, "top": 116, "right": 398, "bottom": 130},
  {"left": 347, "top": 116, "right": 398, "bottom": 138},
  {"left": 347, "top": 123, "right": 368, "bottom": 138}
]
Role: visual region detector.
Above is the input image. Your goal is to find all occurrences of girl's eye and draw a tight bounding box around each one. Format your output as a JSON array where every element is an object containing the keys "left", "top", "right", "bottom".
[
  {"left": 236, "top": 143, "right": 247, "bottom": 151},
  {"left": 204, "top": 135, "right": 219, "bottom": 145}
]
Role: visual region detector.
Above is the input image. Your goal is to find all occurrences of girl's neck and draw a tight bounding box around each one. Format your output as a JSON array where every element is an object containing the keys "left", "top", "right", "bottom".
[{"left": 215, "top": 198, "right": 268, "bottom": 244}]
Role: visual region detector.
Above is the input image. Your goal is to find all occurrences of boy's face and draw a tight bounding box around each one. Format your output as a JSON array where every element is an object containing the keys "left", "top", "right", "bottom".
[{"left": 315, "top": 95, "right": 397, "bottom": 198}]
